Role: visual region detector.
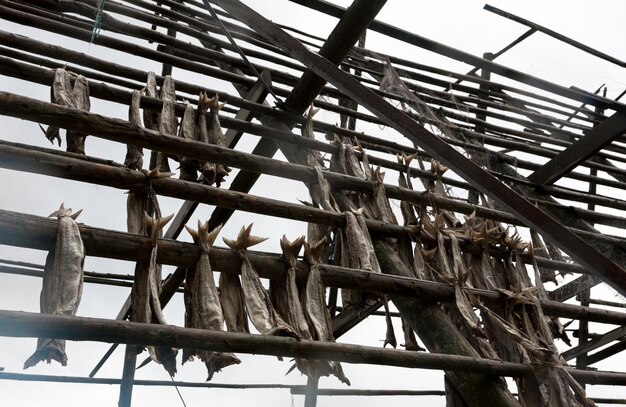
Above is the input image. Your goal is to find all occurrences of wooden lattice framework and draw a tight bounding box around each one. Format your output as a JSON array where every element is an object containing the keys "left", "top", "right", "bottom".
[{"left": 1, "top": 1, "right": 626, "bottom": 406}]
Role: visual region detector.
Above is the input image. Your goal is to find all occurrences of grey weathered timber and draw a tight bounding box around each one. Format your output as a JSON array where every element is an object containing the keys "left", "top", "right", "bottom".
[
  {"left": 6, "top": 208, "right": 626, "bottom": 325},
  {"left": 286, "top": 0, "right": 625, "bottom": 111},
  {"left": 0, "top": 310, "right": 530, "bottom": 377},
  {"left": 205, "top": 0, "right": 388, "bottom": 234},
  {"left": 586, "top": 338, "right": 626, "bottom": 366},
  {"left": 484, "top": 4, "right": 626, "bottom": 69},
  {"left": 528, "top": 111, "right": 626, "bottom": 185},
  {"left": 562, "top": 326, "right": 626, "bottom": 361},
  {"left": 2, "top": 309, "right": 626, "bottom": 385},
  {"left": 548, "top": 275, "right": 601, "bottom": 302},
  {"left": 211, "top": 0, "right": 626, "bottom": 300}
]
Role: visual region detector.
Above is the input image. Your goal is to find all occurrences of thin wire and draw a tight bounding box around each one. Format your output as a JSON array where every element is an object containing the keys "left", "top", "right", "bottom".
[
  {"left": 170, "top": 374, "right": 188, "bottom": 407},
  {"left": 201, "top": 0, "right": 285, "bottom": 109}
]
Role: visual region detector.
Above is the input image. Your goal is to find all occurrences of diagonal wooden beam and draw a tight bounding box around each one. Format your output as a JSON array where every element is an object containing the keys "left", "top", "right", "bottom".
[
  {"left": 548, "top": 275, "right": 601, "bottom": 302},
  {"left": 165, "top": 70, "right": 271, "bottom": 239},
  {"left": 88, "top": 72, "right": 271, "bottom": 378},
  {"left": 561, "top": 326, "right": 626, "bottom": 361},
  {"left": 528, "top": 111, "right": 626, "bottom": 185},
  {"left": 286, "top": 0, "right": 625, "bottom": 111},
  {"left": 484, "top": 4, "right": 626, "bottom": 70},
  {"left": 586, "top": 337, "right": 626, "bottom": 366},
  {"left": 212, "top": 0, "right": 626, "bottom": 300}
]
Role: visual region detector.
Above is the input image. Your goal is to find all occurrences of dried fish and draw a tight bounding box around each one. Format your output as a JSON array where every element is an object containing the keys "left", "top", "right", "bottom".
[
  {"left": 126, "top": 169, "right": 171, "bottom": 235},
  {"left": 66, "top": 75, "right": 90, "bottom": 154},
  {"left": 219, "top": 270, "right": 249, "bottom": 333},
  {"left": 156, "top": 93, "right": 175, "bottom": 173},
  {"left": 178, "top": 102, "right": 198, "bottom": 181},
  {"left": 184, "top": 222, "right": 240, "bottom": 380},
  {"left": 40, "top": 69, "right": 90, "bottom": 154},
  {"left": 24, "top": 204, "right": 85, "bottom": 369},
  {"left": 196, "top": 92, "right": 216, "bottom": 185},
  {"left": 271, "top": 236, "right": 311, "bottom": 339},
  {"left": 206, "top": 94, "right": 231, "bottom": 187},
  {"left": 224, "top": 225, "right": 297, "bottom": 337},
  {"left": 124, "top": 90, "right": 144, "bottom": 170},
  {"left": 143, "top": 71, "right": 160, "bottom": 131},
  {"left": 129, "top": 213, "right": 178, "bottom": 376},
  {"left": 303, "top": 240, "right": 350, "bottom": 385},
  {"left": 530, "top": 230, "right": 558, "bottom": 285},
  {"left": 401, "top": 317, "right": 424, "bottom": 351}
]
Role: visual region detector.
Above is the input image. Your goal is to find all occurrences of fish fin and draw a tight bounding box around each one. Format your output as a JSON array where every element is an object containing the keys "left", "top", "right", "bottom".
[{"left": 69, "top": 208, "right": 83, "bottom": 220}]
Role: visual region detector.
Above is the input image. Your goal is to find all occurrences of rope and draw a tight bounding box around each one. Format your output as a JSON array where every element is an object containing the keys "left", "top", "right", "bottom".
[
  {"left": 201, "top": 0, "right": 285, "bottom": 109},
  {"left": 90, "top": 0, "right": 106, "bottom": 43},
  {"left": 170, "top": 374, "right": 188, "bottom": 407}
]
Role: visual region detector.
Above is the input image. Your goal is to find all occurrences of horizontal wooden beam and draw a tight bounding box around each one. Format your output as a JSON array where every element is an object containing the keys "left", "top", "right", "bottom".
[
  {"left": 1, "top": 310, "right": 625, "bottom": 384},
  {"left": 0, "top": 310, "right": 528, "bottom": 377},
  {"left": 528, "top": 111, "right": 626, "bottom": 185},
  {"left": 3, "top": 208, "right": 626, "bottom": 325}
]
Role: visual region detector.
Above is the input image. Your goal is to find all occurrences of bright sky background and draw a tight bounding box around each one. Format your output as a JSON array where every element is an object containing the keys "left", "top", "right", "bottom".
[{"left": 1, "top": 1, "right": 626, "bottom": 406}]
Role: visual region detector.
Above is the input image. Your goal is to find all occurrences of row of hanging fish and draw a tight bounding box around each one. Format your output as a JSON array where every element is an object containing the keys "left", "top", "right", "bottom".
[
  {"left": 24, "top": 204, "right": 85, "bottom": 369},
  {"left": 124, "top": 72, "right": 231, "bottom": 186},
  {"left": 41, "top": 68, "right": 91, "bottom": 154}
]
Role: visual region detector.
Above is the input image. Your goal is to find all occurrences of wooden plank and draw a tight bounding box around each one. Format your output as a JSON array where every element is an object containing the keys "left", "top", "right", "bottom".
[
  {"left": 211, "top": 0, "right": 626, "bottom": 299},
  {"left": 528, "top": 111, "right": 626, "bottom": 185}
]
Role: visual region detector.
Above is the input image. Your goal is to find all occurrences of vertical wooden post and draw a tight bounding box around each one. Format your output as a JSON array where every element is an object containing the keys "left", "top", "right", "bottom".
[
  {"left": 468, "top": 52, "right": 493, "bottom": 205},
  {"left": 445, "top": 375, "right": 469, "bottom": 407},
  {"left": 304, "top": 375, "right": 319, "bottom": 407},
  {"left": 118, "top": 345, "right": 138, "bottom": 407}
]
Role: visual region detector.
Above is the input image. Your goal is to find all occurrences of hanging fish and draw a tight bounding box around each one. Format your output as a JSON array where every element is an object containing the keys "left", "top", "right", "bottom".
[
  {"left": 154, "top": 76, "right": 176, "bottom": 174},
  {"left": 24, "top": 204, "right": 85, "bottom": 369},
  {"left": 303, "top": 239, "right": 350, "bottom": 385},
  {"left": 65, "top": 74, "right": 90, "bottom": 155},
  {"left": 219, "top": 270, "right": 249, "bottom": 334},
  {"left": 206, "top": 94, "right": 231, "bottom": 187},
  {"left": 129, "top": 213, "right": 178, "bottom": 377},
  {"left": 143, "top": 71, "right": 160, "bottom": 131},
  {"left": 223, "top": 225, "right": 297, "bottom": 337},
  {"left": 184, "top": 222, "right": 240, "bottom": 380},
  {"left": 40, "top": 69, "right": 90, "bottom": 154},
  {"left": 271, "top": 235, "right": 311, "bottom": 339},
  {"left": 196, "top": 92, "right": 216, "bottom": 185},
  {"left": 126, "top": 169, "right": 171, "bottom": 235},
  {"left": 124, "top": 89, "right": 144, "bottom": 170},
  {"left": 178, "top": 101, "right": 199, "bottom": 181}
]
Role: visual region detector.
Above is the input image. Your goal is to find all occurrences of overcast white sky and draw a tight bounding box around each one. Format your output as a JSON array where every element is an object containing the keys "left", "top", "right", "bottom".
[{"left": 1, "top": 1, "right": 626, "bottom": 406}]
